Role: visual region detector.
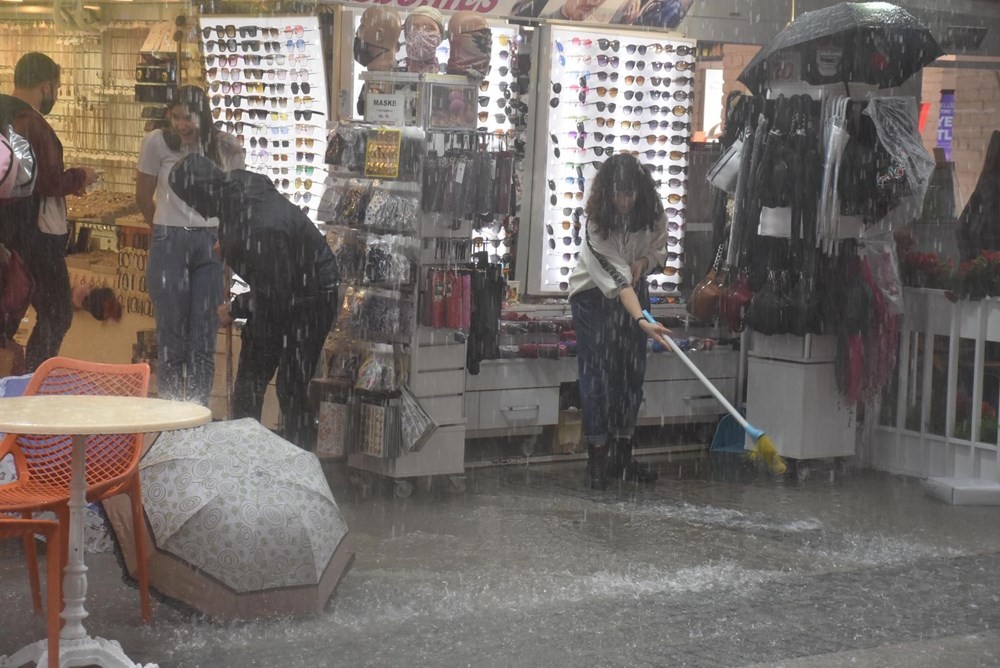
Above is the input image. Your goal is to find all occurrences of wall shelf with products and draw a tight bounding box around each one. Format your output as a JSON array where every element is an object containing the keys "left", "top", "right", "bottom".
[{"left": 0, "top": 23, "right": 153, "bottom": 195}]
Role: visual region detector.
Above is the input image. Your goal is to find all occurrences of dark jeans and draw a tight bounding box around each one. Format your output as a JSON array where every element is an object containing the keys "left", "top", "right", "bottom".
[
  {"left": 233, "top": 293, "right": 338, "bottom": 450},
  {"left": 570, "top": 285, "right": 650, "bottom": 446}
]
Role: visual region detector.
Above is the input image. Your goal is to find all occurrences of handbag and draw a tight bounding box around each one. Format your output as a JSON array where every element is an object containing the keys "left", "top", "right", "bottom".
[
  {"left": 706, "top": 139, "right": 743, "bottom": 195},
  {"left": 719, "top": 269, "right": 752, "bottom": 332},
  {"left": 687, "top": 243, "right": 725, "bottom": 323},
  {"left": 744, "top": 270, "right": 789, "bottom": 335},
  {"left": 0, "top": 244, "right": 33, "bottom": 339}
]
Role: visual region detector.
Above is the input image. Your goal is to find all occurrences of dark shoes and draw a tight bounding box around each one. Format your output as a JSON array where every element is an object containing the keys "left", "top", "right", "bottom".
[{"left": 607, "top": 438, "right": 659, "bottom": 483}]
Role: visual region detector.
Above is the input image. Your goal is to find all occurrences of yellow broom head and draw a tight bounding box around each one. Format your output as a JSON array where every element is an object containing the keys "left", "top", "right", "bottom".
[{"left": 746, "top": 434, "right": 787, "bottom": 475}]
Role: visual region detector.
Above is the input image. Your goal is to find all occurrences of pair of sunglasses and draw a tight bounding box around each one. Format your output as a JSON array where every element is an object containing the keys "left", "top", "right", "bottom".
[
  {"left": 227, "top": 26, "right": 280, "bottom": 38},
  {"left": 205, "top": 39, "right": 238, "bottom": 53}
]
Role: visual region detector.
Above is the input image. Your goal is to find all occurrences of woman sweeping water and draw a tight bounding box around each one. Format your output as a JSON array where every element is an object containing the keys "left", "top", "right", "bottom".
[{"left": 568, "top": 154, "right": 673, "bottom": 490}]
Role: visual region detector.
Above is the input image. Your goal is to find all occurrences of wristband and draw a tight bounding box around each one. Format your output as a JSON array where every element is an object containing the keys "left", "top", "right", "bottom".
[{"left": 635, "top": 316, "right": 646, "bottom": 324}]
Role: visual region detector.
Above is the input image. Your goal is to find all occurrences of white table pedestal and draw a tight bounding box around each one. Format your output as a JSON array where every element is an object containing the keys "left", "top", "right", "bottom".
[{"left": 2, "top": 637, "right": 156, "bottom": 668}]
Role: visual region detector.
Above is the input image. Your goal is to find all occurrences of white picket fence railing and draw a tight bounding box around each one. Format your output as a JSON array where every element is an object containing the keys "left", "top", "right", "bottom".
[{"left": 867, "top": 288, "right": 1000, "bottom": 482}]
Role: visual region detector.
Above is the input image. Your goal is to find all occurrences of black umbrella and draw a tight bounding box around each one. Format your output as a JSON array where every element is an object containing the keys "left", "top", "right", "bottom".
[{"left": 738, "top": 2, "right": 943, "bottom": 95}]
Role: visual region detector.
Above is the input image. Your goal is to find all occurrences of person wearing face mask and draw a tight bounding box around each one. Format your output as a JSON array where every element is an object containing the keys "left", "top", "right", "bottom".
[
  {"left": 403, "top": 7, "right": 444, "bottom": 74},
  {"left": 135, "top": 85, "right": 244, "bottom": 406},
  {"left": 568, "top": 154, "right": 673, "bottom": 490},
  {"left": 0, "top": 52, "right": 99, "bottom": 371}
]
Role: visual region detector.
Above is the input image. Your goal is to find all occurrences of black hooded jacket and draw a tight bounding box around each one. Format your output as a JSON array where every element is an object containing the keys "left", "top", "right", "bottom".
[{"left": 169, "top": 154, "right": 339, "bottom": 319}]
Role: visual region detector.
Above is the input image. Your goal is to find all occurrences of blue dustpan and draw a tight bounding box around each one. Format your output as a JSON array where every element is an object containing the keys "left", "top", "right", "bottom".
[{"left": 710, "top": 408, "right": 748, "bottom": 453}]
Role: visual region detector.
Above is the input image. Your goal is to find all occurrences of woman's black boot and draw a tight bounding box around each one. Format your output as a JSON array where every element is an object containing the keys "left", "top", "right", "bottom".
[
  {"left": 617, "top": 438, "right": 659, "bottom": 483},
  {"left": 587, "top": 443, "right": 609, "bottom": 490},
  {"left": 606, "top": 440, "right": 625, "bottom": 480}
]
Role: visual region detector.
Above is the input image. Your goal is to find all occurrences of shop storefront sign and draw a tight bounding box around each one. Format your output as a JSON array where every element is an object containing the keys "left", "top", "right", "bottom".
[
  {"left": 365, "top": 93, "right": 406, "bottom": 125},
  {"left": 341, "top": 0, "right": 694, "bottom": 31},
  {"left": 936, "top": 89, "right": 955, "bottom": 161}
]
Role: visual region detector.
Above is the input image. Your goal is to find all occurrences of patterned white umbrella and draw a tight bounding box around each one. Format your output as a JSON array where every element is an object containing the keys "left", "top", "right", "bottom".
[{"left": 104, "top": 418, "right": 354, "bottom": 620}]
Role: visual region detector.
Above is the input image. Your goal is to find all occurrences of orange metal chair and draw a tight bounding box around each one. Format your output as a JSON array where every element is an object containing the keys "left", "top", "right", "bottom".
[
  {"left": 0, "top": 517, "right": 61, "bottom": 668},
  {"left": 0, "top": 357, "right": 152, "bottom": 622}
]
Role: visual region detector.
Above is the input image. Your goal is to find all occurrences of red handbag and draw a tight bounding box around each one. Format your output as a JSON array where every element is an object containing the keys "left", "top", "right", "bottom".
[
  {"left": 719, "top": 269, "right": 751, "bottom": 332},
  {"left": 686, "top": 243, "right": 725, "bottom": 324}
]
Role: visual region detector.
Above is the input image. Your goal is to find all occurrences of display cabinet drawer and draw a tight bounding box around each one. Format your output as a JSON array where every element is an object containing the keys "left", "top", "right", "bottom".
[
  {"left": 410, "top": 369, "right": 466, "bottom": 398},
  {"left": 474, "top": 388, "right": 559, "bottom": 430},
  {"left": 638, "top": 379, "right": 734, "bottom": 420},
  {"left": 644, "top": 351, "right": 739, "bottom": 382},
  {"left": 414, "top": 343, "right": 466, "bottom": 373},
  {"left": 465, "top": 359, "right": 565, "bottom": 391}
]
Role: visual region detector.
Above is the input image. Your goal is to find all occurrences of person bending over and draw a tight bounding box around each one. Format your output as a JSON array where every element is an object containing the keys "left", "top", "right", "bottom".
[{"left": 169, "top": 154, "right": 339, "bottom": 450}]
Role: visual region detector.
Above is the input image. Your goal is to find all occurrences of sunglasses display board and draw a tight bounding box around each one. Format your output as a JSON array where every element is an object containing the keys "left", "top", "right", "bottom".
[
  {"left": 199, "top": 16, "right": 329, "bottom": 224},
  {"left": 527, "top": 25, "right": 695, "bottom": 296},
  {"left": 473, "top": 26, "right": 523, "bottom": 279},
  {"left": 477, "top": 26, "right": 522, "bottom": 136}
]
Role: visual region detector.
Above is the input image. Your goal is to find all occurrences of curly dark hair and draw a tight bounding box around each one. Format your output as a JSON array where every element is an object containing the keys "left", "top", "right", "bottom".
[
  {"left": 163, "top": 85, "right": 223, "bottom": 165},
  {"left": 584, "top": 154, "right": 663, "bottom": 239}
]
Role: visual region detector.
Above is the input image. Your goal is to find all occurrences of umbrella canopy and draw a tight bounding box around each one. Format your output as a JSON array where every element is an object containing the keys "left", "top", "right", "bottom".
[
  {"left": 104, "top": 418, "right": 354, "bottom": 620},
  {"left": 739, "top": 2, "right": 943, "bottom": 95}
]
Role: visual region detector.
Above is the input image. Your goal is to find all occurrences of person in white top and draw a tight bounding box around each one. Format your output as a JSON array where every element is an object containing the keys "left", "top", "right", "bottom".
[
  {"left": 568, "top": 154, "right": 673, "bottom": 489},
  {"left": 135, "top": 85, "right": 244, "bottom": 405}
]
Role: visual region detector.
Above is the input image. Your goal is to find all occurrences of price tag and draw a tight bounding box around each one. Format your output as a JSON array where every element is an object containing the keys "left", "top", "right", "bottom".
[{"left": 455, "top": 161, "right": 465, "bottom": 184}]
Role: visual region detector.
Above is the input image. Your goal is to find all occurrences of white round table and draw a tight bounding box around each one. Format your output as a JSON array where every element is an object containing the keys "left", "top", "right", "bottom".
[{"left": 0, "top": 396, "right": 211, "bottom": 668}]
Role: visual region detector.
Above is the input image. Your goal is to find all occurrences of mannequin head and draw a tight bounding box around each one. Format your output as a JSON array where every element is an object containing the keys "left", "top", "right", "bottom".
[
  {"left": 446, "top": 11, "right": 492, "bottom": 77},
  {"left": 404, "top": 7, "right": 444, "bottom": 73},
  {"left": 354, "top": 6, "right": 402, "bottom": 71}
]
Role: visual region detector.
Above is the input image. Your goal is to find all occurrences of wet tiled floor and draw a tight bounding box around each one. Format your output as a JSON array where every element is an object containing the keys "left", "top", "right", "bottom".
[{"left": 3, "top": 451, "right": 1000, "bottom": 667}]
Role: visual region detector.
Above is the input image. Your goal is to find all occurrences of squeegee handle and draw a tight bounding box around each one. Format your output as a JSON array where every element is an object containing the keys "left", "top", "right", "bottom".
[{"left": 641, "top": 310, "right": 757, "bottom": 436}]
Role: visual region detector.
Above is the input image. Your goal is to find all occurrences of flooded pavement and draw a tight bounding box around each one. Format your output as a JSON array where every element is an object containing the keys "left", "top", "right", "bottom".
[{"left": 3, "top": 452, "right": 1000, "bottom": 667}]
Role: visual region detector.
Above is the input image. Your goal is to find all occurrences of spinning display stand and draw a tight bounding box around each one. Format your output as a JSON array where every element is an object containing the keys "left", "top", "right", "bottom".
[{"left": 325, "top": 72, "right": 494, "bottom": 496}]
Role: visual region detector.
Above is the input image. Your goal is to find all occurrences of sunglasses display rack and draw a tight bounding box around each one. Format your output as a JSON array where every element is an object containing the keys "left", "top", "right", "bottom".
[
  {"left": 199, "top": 16, "right": 329, "bottom": 225},
  {"left": 477, "top": 27, "right": 522, "bottom": 137},
  {"left": 474, "top": 26, "right": 523, "bottom": 276},
  {"left": 528, "top": 25, "right": 695, "bottom": 296}
]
